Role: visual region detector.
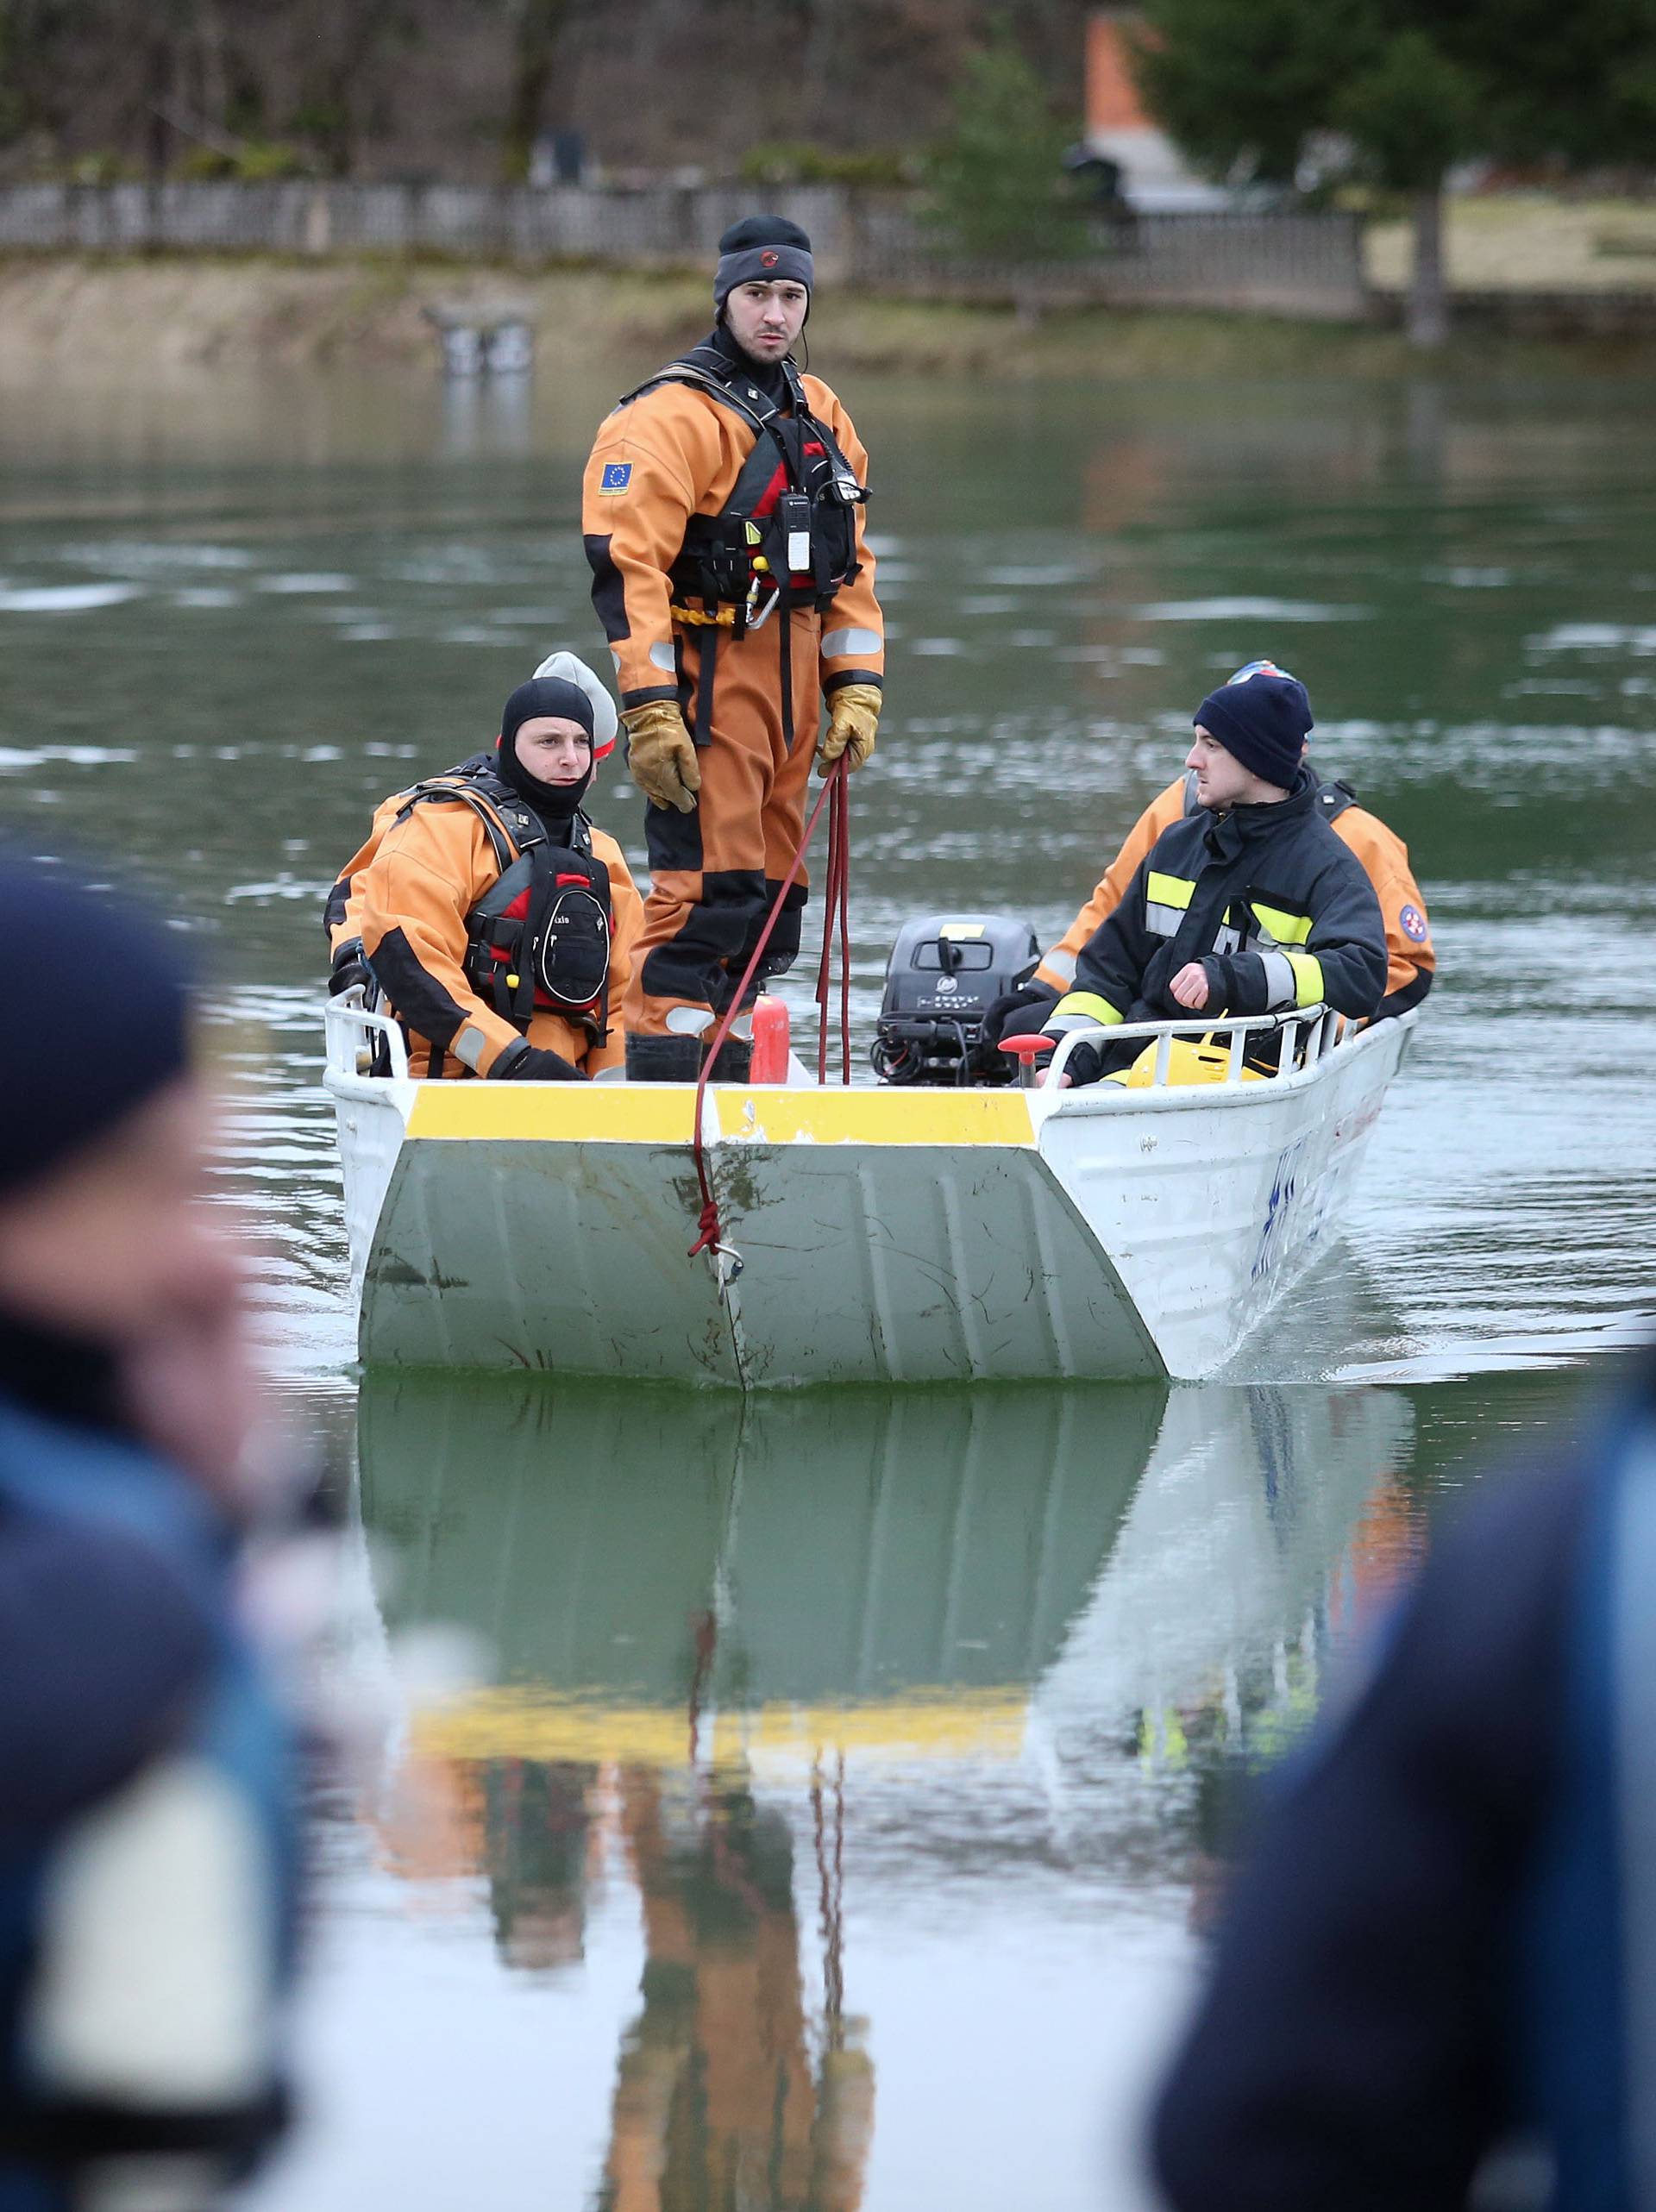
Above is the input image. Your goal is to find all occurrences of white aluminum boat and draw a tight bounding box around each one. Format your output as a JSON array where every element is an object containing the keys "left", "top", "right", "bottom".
[{"left": 324, "top": 995, "right": 1414, "bottom": 1387}]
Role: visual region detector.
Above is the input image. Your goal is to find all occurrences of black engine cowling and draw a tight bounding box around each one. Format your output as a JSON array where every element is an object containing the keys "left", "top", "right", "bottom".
[{"left": 871, "top": 914, "right": 1041, "bottom": 1087}]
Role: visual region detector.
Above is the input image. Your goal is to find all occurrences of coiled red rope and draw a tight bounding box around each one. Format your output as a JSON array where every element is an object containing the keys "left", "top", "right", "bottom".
[{"left": 687, "top": 757, "right": 852, "bottom": 1264}]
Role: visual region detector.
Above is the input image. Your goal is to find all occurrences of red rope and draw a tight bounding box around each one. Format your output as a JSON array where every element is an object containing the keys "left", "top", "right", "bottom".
[
  {"left": 687, "top": 758, "right": 850, "bottom": 1263},
  {"left": 834, "top": 773, "right": 852, "bottom": 1086},
  {"left": 813, "top": 767, "right": 853, "bottom": 1085}
]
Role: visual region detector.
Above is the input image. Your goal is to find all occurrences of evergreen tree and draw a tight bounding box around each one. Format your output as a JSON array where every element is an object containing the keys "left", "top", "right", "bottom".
[
  {"left": 927, "top": 22, "right": 1083, "bottom": 263},
  {"left": 1134, "top": 0, "right": 1656, "bottom": 347}
]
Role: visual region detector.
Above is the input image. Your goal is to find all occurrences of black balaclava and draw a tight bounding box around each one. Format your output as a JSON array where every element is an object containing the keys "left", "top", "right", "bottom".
[
  {"left": 0, "top": 860, "right": 193, "bottom": 1435},
  {"left": 709, "top": 213, "right": 813, "bottom": 400},
  {"left": 497, "top": 677, "right": 597, "bottom": 824}
]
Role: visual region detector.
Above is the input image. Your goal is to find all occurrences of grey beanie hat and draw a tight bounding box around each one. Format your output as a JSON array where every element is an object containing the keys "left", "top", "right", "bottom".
[{"left": 713, "top": 215, "right": 814, "bottom": 310}]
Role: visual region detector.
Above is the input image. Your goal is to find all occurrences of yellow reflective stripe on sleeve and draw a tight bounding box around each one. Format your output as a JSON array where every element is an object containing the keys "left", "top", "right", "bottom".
[
  {"left": 1050, "top": 990, "right": 1125, "bottom": 1030},
  {"left": 1285, "top": 951, "right": 1325, "bottom": 1006},
  {"left": 1145, "top": 872, "right": 1195, "bottom": 912},
  {"left": 1250, "top": 900, "right": 1314, "bottom": 946}
]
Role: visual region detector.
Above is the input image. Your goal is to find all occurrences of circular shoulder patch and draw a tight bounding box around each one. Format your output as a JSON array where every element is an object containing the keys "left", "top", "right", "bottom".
[{"left": 1399, "top": 902, "right": 1427, "bottom": 944}]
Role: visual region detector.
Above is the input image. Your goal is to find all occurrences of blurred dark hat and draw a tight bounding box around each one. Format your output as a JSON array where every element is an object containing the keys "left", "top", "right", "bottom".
[{"left": 0, "top": 858, "right": 193, "bottom": 1199}]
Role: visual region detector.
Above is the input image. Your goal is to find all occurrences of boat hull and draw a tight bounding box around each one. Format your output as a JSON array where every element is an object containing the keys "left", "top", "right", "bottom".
[{"left": 329, "top": 1012, "right": 1412, "bottom": 1386}]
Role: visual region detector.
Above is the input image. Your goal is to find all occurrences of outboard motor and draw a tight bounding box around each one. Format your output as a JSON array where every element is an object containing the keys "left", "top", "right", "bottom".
[{"left": 871, "top": 914, "right": 1042, "bottom": 1087}]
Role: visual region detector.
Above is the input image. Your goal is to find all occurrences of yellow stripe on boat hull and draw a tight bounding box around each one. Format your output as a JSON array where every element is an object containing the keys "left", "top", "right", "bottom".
[
  {"left": 414, "top": 1688, "right": 1027, "bottom": 1765},
  {"left": 405, "top": 1082, "right": 1034, "bottom": 1148}
]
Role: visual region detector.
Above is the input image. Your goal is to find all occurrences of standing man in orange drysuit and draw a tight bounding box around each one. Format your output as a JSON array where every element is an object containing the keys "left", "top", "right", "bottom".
[{"left": 582, "top": 214, "right": 884, "bottom": 1081}]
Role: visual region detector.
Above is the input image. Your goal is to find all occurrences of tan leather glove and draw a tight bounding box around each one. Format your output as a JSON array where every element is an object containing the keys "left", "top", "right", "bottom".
[
  {"left": 624, "top": 701, "right": 700, "bottom": 813},
  {"left": 818, "top": 683, "right": 881, "bottom": 773}
]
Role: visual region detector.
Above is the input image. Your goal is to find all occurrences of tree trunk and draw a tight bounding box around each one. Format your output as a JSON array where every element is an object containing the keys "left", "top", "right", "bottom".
[
  {"left": 1407, "top": 183, "right": 1448, "bottom": 349},
  {"left": 504, "top": 0, "right": 568, "bottom": 184}
]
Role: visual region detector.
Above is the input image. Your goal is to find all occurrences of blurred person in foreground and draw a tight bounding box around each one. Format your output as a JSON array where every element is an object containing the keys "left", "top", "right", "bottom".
[
  {"left": 0, "top": 862, "right": 300, "bottom": 2211},
  {"left": 1152, "top": 1350, "right": 1656, "bottom": 2212}
]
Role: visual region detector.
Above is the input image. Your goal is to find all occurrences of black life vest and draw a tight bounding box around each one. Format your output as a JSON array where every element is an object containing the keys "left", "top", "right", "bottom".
[
  {"left": 618, "top": 348, "right": 868, "bottom": 637},
  {"left": 389, "top": 759, "right": 613, "bottom": 1038}
]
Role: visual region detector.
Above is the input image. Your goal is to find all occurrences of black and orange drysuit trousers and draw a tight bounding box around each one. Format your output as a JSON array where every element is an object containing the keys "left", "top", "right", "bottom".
[{"left": 625, "top": 607, "right": 825, "bottom": 1037}]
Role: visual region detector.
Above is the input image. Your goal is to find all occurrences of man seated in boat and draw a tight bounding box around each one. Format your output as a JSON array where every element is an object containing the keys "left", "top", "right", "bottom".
[
  {"left": 332, "top": 670, "right": 643, "bottom": 1080},
  {"left": 1032, "top": 665, "right": 1389, "bottom": 1088},
  {"left": 325, "top": 649, "right": 613, "bottom": 993},
  {"left": 982, "top": 660, "right": 1433, "bottom": 1055}
]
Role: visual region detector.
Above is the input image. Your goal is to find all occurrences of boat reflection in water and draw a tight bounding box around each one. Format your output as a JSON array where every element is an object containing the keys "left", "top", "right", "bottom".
[{"left": 354, "top": 1374, "right": 1417, "bottom": 2210}]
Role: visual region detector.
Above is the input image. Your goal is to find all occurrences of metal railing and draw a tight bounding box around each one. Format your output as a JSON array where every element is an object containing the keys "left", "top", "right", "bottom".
[
  {"left": 1040, "top": 1005, "right": 1351, "bottom": 1094},
  {"left": 323, "top": 991, "right": 409, "bottom": 1083}
]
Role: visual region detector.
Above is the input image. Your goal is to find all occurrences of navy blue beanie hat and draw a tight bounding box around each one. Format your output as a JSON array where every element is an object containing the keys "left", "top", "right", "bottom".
[
  {"left": 714, "top": 215, "right": 814, "bottom": 311},
  {"left": 0, "top": 858, "right": 192, "bottom": 1199},
  {"left": 1194, "top": 661, "right": 1314, "bottom": 789}
]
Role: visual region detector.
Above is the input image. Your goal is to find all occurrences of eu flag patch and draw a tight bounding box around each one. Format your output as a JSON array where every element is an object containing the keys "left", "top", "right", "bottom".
[{"left": 599, "top": 461, "right": 632, "bottom": 495}]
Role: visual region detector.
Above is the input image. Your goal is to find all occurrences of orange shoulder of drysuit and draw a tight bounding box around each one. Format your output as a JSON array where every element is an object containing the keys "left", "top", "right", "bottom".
[
  {"left": 1034, "top": 778, "right": 1188, "bottom": 993},
  {"left": 1330, "top": 805, "right": 1435, "bottom": 1013},
  {"left": 357, "top": 799, "right": 527, "bottom": 1078},
  {"left": 582, "top": 380, "right": 755, "bottom": 709},
  {"left": 324, "top": 786, "right": 411, "bottom": 962}
]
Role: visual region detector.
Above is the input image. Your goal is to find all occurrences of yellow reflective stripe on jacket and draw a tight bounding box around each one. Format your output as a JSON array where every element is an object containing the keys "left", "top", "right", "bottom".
[
  {"left": 1249, "top": 899, "right": 1314, "bottom": 947},
  {"left": 1285, "top": 951, "right": 1325, "bottom": 1007},
  {"left": 1146, "top": 872, "right": 1195, "bottom": 911},
  {"left": 1145, "top": 870, "right": 1196, "bottom": 939},
  {"left": 1048, "top": 989, "right": 1125, "bottom": 1031}
]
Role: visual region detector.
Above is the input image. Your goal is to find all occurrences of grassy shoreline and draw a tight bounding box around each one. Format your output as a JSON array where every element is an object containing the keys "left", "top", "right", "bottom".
[{"left": 3, "top": 253, "right": 1655, "bottom": 380}]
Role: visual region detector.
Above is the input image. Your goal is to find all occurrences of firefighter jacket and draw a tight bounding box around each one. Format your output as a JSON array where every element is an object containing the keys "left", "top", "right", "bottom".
[
  {"left": 1036, "top": 773, "right": 1434, "bottom": 1019},
  {"left": 581, "top": 357, "right": 883, "bottom": 718},
  {"left": 358, "top": 795, "right": 643, "bottom": 1079},
  {"left": 1043, "top": 768, "right": 1388, "bottom": 1049}
]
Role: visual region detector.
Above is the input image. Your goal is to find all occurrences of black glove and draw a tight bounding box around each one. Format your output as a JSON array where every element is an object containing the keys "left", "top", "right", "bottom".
[
  {"left": 492, "top": 1041, "right": 586, "bottom": 1082},
  {"left": 981, "top": 980, "right": 1059, "bottom": 1052},
  {"left": 1059, "top": 1039, "right": 1105, "bottom": 1089},
  {"left": 328, "top": 942, "right": 372, "bottom": 998}
]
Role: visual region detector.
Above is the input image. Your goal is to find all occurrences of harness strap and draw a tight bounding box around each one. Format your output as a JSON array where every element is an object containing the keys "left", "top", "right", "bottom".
[
  {"left": 620, "top": 359, "right": 778, "bottom": 440},
  {"left": 396, "top": 780, "right": 540, "bottom": 875},
  {"left": 694, "top": 626, "right": 718, "bottom": 749},
  {"left": 780, "top": 605, "right": 794, "bottom": 754}
]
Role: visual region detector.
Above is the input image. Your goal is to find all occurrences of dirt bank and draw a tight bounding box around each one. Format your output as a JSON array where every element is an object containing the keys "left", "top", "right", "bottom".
[{"left": 3, "top": 254, "right": 1653, "bottom": 380}]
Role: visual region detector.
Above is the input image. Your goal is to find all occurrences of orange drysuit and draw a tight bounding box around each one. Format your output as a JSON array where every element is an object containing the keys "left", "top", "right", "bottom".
[
  {"left": 354, "top": 793, "right": 642, "bottom": 1079},
  {"left": 326, "top": 777, "right": 439, "bottom": 973},
  {"left": 583, "top": 354, "right": 882, "bottom": 1037},
  {"left": 1036, "top": 774, "right": 1434, "bottom": 1018},
  {"left": 604, "top": 1766, "right": 873, "bottom": 2212}
]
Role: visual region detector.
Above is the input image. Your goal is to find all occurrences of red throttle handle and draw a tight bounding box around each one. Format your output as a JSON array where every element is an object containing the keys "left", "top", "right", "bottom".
[{"left": 998, "top": 1031, "right": 1054, "bottom": 1088}]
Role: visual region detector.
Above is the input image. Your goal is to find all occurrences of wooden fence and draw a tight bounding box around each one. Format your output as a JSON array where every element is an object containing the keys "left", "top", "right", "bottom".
[{"left": 0, "top": 180, "right": 1371, "bottom": 318}]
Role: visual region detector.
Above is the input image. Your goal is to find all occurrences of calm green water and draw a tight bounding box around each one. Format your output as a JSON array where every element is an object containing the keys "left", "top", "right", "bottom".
[{"left": 2, "top": 360, "right": 1653, "bottom": 2209}]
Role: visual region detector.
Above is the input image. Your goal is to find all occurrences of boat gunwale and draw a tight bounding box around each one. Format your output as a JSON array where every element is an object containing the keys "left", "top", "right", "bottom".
[{"left": 320, "top": 1006, "right": 1414, "bottom": 1139}]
